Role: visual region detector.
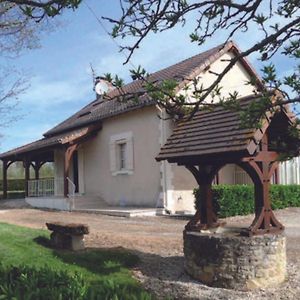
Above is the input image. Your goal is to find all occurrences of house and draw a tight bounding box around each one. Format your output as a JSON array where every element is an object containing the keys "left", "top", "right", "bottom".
[{"left": 0, "top": 41, "right": 298, "bottom": 213}]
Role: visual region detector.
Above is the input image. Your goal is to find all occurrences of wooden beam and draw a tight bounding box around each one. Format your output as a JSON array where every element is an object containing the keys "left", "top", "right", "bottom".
[
  {"left": 24, "top": 160, "right": 30, "bottom": 197},
  {"left": 243, "top": 134, "right": 284, "bottom": 235},
  {"left": 64, "top": 144, "right": 78, "bottom": 197},
  {"left": 185, "top": 163, "right": 224, "bottom": 231},
  {"left": 2, "top": 160, "right": 8, "bottom": 199},
  {"left": 242, "top": 151, "right": 279, "bottom": 162},
  {"left": 32, "top": 160, "right": 43, "bottom": 180}
]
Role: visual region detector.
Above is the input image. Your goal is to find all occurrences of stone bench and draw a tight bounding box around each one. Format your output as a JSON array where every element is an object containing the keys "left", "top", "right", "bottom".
[{"left": 46, "top": 222, "right": 89, "bottom": 251}]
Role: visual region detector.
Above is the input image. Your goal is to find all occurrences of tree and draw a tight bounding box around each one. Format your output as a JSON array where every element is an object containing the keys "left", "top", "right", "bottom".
[
  {"left": 0, "top": 0, "right": 82, "bottom": 130},
  {"left": 103, "top": 1, "right": 299, "bottom": 119},
  {"left": 101, "top": 0, "right": 300, "bottom": 156},
  {"left": 1, "top": 1, "right": 81, "bottom": 21}
]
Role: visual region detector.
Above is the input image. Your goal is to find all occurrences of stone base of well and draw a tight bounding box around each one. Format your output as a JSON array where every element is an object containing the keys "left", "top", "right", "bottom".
[{"left": 184, "top": 228, "right": 286, "bottom": 290}]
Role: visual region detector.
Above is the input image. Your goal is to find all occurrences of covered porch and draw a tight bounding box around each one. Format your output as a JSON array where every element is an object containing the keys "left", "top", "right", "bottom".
[{"left": 0, "top": 125, "right": 101, "bottom": 210}]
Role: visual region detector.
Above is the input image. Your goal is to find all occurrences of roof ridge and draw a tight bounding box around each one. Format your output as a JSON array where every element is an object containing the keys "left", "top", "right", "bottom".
[
  {"left": 43, "top": 41, "right": 248, "bottom": 137},
  {"left": 74, "top": 41, "right": 232, "bottom": 109},
  {"left": 148, "top": 41, "right": 228, "bottom": 78}
]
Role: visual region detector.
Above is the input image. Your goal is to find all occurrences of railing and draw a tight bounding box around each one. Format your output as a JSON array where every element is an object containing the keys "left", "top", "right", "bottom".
[
  {"left": 28, "top": 178, "right": 64, "bottom": 197},
  {"left": 67, "top": 177, "right": 76, "bottom": 211}
]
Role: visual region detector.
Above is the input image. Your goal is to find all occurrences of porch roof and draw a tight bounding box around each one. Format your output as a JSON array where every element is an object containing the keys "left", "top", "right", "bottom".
[
  {"left": 156, "top": 94, "right": 295, "bottom": 164},
  {"left": 0, "top": 125, "right": 101, "bottom": 161}
]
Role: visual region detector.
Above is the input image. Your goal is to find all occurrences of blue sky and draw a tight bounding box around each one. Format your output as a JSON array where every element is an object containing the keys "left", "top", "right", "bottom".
[{"left": 0, "top": 0, "right": 295, "bottom": 152}]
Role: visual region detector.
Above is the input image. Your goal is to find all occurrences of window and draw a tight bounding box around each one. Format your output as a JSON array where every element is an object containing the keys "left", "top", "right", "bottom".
[
  {"left": 110, "top": 132, "right": 134, "bottom": 175},
  {"left": 118, "top": 142, "right": 126, "bottom": 170}
]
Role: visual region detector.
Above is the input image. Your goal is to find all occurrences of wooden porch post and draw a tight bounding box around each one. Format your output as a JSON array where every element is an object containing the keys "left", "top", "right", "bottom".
[
  {"left": 34, "top": 165, "right": 40, "bottom": 180},
  {"left": 32, "top": 161, "right": 41, "bottom": 180},
  {"left": 274, "top": 167, "right": 279, "bottom": 184},
  {"left": 2, "top": 160, "right": 8, "bottom": 199},
  {"left": 64, "top": 156, "right": 68, "bottom": 197},
  {"left": 24, "top": 160, "right": 30, "bottom": 197},
  {"left": 64, "top": 144, "right": 78, "bottom": 197}
]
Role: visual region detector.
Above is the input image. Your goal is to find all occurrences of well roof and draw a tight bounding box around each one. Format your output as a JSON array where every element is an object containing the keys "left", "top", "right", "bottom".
[{"left": 156, "top": 94, "right": 294, "bottom": 163}]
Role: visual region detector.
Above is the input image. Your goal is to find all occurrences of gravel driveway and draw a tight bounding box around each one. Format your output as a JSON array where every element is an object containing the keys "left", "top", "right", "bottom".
[{"left": 0, "top": 203, "right": 299, "bottom": 300}]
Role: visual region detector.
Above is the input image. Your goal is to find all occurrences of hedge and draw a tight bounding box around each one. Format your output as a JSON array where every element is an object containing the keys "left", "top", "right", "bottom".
[
  {"left": 194, "top": 184, "right": 300, "bottom": 218},
  {"left": 0, "top": 179, "right": 25, "bottom": 191},
  {"left": 0, "top": 192, "right": 25, "bottom": 199}
]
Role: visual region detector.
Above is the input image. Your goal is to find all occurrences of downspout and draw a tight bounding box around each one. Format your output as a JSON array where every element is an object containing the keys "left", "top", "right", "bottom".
[{"left": 156, "top": 105, "right": 168, "bottom": 211}]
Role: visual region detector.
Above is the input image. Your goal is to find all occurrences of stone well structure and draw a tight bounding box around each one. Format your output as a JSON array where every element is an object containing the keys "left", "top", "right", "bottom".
[
  {"left": 184, "top": 230, "right": 286, "bottom": 290},
  {"left": 156, "top": 93, "right": 297, "bottom": 289}
]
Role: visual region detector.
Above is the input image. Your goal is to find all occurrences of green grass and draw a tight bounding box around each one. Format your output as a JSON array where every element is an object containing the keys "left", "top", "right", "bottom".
[{"left": 0, "top": 223, "right": 152, "bottom": 299}]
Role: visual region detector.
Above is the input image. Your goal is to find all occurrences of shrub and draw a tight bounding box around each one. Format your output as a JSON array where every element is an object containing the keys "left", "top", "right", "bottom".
[
  {"left": 0, "top": 179, "right": 25, "bottom": 192},
  {"left": 194, "top": 184, "right": 300, "bottom": 218},
  {"left": 0, "top": 191, "right": 25, "bottom": 200},
  {"left": 0, "top": 265, "right": 88, "bottom": 300},
  {"left": 0, "top": 265, "right": 153, "bottom": 300},
  {"left": 0, "top": 266, "right": 153, "bottom": 300}
]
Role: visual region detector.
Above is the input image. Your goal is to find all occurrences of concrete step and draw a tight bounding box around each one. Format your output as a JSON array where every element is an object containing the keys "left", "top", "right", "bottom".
[
  {"left": 72, "top": 195, "right": 108, "bottom": 209},
  {"left": 72, "top": 207, "right": 160, "bottom": 217}
]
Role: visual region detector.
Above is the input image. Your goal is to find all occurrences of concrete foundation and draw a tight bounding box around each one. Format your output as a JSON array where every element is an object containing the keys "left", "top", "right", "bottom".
[{"left": 184, "top": 228, "right": 286, "bottom": 290}]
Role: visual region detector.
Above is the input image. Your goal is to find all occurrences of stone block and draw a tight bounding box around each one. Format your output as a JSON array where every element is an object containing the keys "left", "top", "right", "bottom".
[{"left": 47, "top": 222, "right": 89, "bottom": 251}]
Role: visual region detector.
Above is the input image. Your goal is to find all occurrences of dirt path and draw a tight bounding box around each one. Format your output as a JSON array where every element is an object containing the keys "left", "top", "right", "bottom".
[{"left": 0, "top": 205, "right": 299, "bottom": 299}]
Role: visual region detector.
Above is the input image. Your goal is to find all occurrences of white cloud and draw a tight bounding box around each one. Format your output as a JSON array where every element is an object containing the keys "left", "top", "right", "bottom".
[
  {"left": 20, "top": 75, "right": 93, "bottom": 108},
  {"left": 0, "top": 123, "right": 52, "bottom": 152}
]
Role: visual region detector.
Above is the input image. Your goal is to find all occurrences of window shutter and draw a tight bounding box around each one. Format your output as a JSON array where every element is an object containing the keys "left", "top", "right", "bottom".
[
  {"left": 109, "top": 141, "right": 117, "bottom": 173},
  {"left": 126, "top": 136, "right": 134, "bottom": 171}
]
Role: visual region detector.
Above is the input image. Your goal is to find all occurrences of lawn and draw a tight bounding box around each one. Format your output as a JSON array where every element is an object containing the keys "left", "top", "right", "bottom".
[{"left": 0, "top": 223, "right": 152, "bottom": 300}]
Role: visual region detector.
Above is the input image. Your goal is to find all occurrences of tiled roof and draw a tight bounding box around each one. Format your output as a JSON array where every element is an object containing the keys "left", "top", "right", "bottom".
[
  {"left": 0, "top": 41, "right": 262, "bottom": 159},
  {"left": 0, "top": 126, "right": 98, "bottom": 160},
  {"left": 44, "top": 41, "right": 241, "bottom": 137},
  {"left": 156, "top": 95, "right": 265, "bottom": 162}
]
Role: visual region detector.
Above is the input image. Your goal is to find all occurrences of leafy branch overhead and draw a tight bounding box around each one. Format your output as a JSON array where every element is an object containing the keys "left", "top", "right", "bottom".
[
  {"left": 102, "top": 0, "right": 299, "bottom": 118},
  {"left": 2, "top": 0, "right": 82, "bottom": 20}
]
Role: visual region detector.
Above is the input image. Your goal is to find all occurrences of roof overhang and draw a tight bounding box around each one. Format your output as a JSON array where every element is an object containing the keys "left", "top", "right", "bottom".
[{"left": 0, "top": 124, "right": 102, "bottom": 161}]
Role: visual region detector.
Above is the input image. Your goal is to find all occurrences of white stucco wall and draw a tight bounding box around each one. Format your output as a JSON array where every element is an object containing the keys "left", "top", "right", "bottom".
[
  {"left": 51, "top": 50, "right": 259, "bottom": 212},
  {"left": 219, "top": 164, "right": 236, "bottom": 184},
  {"left": 80, "top": 106, "right": 162, "bottom": 207},
  {"left": 279, "top": 157, "right": 300, "bottom": 184},
  {"left": 78, "top": 147, "right": 85, "bottom": 194},
  {"left": 180, "top": 51, "right": 256, "bottom": 102},
  {"left": 165, "top": 52, "right": 258, "bottom": 213}
]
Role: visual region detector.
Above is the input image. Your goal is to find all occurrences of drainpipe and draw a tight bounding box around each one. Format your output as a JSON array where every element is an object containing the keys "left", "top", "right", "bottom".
[{"left": 156, "top": 105, "right": 168, "bottom": 211}]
